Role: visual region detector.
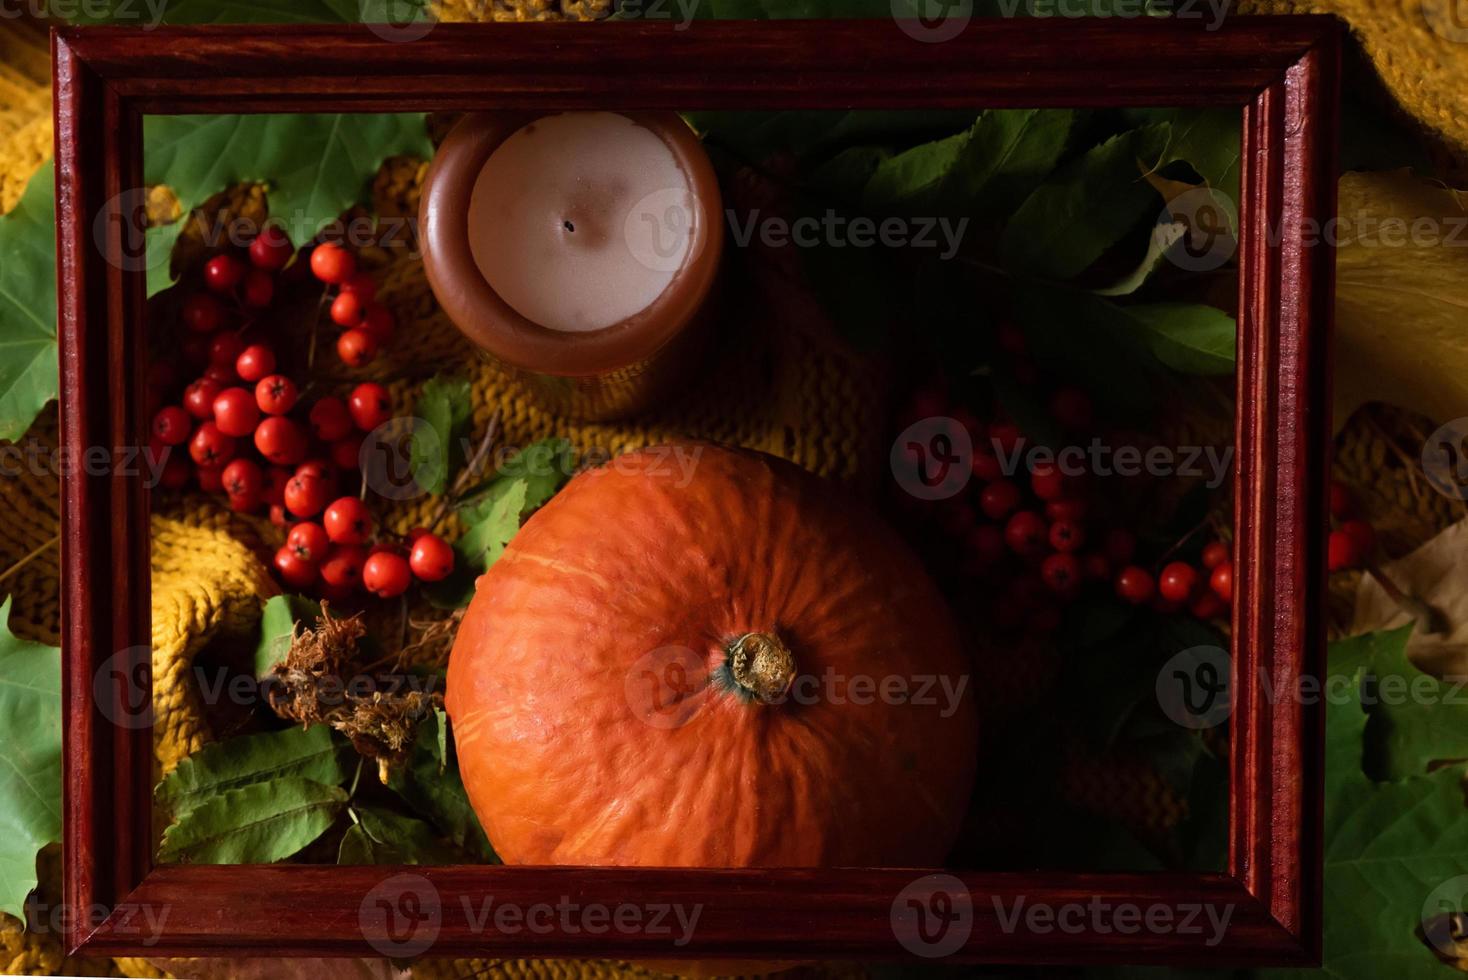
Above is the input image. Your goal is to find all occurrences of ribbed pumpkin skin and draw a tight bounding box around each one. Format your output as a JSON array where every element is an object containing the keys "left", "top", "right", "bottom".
[{"left": 446, "top": 443, "right": 978, "bottom": 867}]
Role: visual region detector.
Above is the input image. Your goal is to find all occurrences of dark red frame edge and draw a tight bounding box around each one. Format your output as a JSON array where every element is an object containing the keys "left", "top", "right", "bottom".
[{"left": 52, "top": 16, "right": 1338, "bottom": 964}]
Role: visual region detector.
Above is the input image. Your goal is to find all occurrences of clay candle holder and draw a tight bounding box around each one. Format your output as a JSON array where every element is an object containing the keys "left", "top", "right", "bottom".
[{"left": 420, "top": 111, "right": 723, "bottom": 420}]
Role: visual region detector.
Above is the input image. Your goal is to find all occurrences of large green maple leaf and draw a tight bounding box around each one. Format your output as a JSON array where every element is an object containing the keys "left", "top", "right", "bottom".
[
  {"left": 0, "top": 597, "right": 62, "bottom": 921},
  {"left": 0, "top": 164, "right": 58, "bottom": 443}
]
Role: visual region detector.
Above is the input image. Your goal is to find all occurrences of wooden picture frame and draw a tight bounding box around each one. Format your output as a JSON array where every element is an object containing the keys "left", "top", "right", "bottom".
[{"left": 54, "top": 15, "right": 1339, "bottom": 965}]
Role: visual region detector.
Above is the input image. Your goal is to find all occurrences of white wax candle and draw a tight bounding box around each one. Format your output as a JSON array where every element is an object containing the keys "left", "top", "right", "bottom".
[{"left": 466, "top": 111, "right": 697, "bottom": 333}]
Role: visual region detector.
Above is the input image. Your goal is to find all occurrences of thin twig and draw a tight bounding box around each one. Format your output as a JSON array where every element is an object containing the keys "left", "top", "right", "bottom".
[
  {"left": 1366, "top": 563, "right": 1449, "bottom": 635},
  {"left": 425, "top": 408, "right": 502, "bottom": 535},
  {"left": 0, "top": 533, "right": 60, "bottom": 587},
  {"left": 305, "top": 286, "right": 332, "bottom": 374}
]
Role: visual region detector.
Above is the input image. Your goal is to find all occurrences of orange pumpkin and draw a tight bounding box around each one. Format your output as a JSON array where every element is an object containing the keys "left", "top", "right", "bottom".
[{"left": 446, "top": 443, "right": 978, "bottom": 867}]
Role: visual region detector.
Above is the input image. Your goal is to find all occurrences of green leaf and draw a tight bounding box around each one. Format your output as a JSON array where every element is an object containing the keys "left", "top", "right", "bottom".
[
  {"left": 686, "top": 109, "right": 978, "bottom": 166},
  {"left": 410, "top": 375, "right": 473, "bottom": 496},
  {"left": 253, "top": 594, "right": 322, "bottom": 678},
  {"left": 863, "top": 109, "right": 1074, "bottom": 220},
  {"left": 1013, "top": 285, "right": 1157, "bottom": 417},
  {"left": 1123, "top": 303, "right": 1236, "bottom": 375},
  {"left": 158, "top": 777, "right": 347, "bottom": 864},
  {"left": 1341, "top": 625, "right": 1468, "bottom": 782},
  {"left": 388, "top": 712, "right": 497, "bottom": 862},
  {"left": 455, "top": 478, "right": 528, "bottom": 576},
  {"left": 805, "top": 145, "right": 890, "bottom": 204},
  {"left": 339, "top": 805, "right": 463, "bottom": 865},
  {"left": 156, "top": 725, "right": 352, "bottom": 820},
  {"left": 1015, "top": 285, "right": 1234, "bottom": 400},
  {"left": 143, "top": 113, "right": 432, "bottom": 251},
  {"left": 1257, "top": 650, "right": 1468, "bottom": 980},
  {"left": 426, "top": 476, "right": 529, "bottom": 607},
  {"left": 459, "top": 438, "right": 574, "bottom": 523},
  {"left": 434, "top": 706, "right": 449, "bottom": 775},
  {"left": 0, "top": 163, "right": 59, "bottom": 442},
  {"left": 1001, "top": 123, "right": 1172, "bottom": 280},
  {"left": 145, "top": 221, "right": 186, "bottom": 296},
  {"left": 0, "top": 596, "right": 61, "bottom": 919},
  {"left": 1126, "top": 107, "right": 1241, "bottom": 202}
]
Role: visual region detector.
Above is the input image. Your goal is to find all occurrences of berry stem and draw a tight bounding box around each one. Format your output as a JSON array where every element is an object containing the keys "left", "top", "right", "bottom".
[
  {"left": 1153, "top": 515, "right": 1214, "bottom": 570},
  {"left": 305, "top": 286, "right": 332, "bottom": 375}
]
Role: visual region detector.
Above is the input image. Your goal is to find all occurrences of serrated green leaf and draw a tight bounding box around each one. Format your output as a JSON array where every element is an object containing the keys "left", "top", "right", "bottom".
[
  {"left": 1336, "top": 624, "right": 1468, "bottom": 782},
  {"left": 0, "top": 596, "right": 61, "bottom": 920},
  {"left": 339, "top": 805, "right": 462, "bottom": 865},
  {"left": 458, "top": 438, "right": 574, "bottom": 524},
  {"left": 158, "top": 777, "right": 346, "bottom": 864},
  {"left": 388, "top": 712, "right": 497, "bottom": 862},
  {"left": 143, "top": 113, "right": 432, "bottom": 250},
  {"left": 0, "top": 163, "right": 58, "bottom": 442},
  {"left": 863, "top": 109, "right": 1074, "bottom": 220},
  {"left": 156, "top": 725, "right": 351, "bottom": 820},
  {"left": 1122, "top": 303, "right": 1236, "bottom": 375},
  {"left": 253, "top": 593, "right": 323, "bottom": 678},
  {"left": 1015, "top": 285, "right": 1234, "bottom": 399},
  {"left": 686, "top": 109, "right": 978, "bottom": 166},
  {"left": 805, "top": 145, "right": 890, "bottom": 204},
  {"left": 1256, "top": 648, "right": 1468, "bottom": 980},
  {"left": 456, "top": 479, "right": 526, "bottom": 576},
  {"left": 410, "top": 375, "right": 473, "bottom": 496},
  {"left": 1001, "top": 123, "right": 1172, "bottom": 280},
  {"left": 1126, "top": 107, "right": 1241, "bottom": 202}
]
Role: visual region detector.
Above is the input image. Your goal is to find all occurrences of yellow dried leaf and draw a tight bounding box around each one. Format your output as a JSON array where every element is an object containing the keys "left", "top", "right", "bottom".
[{"left": 1334, "top": 170, "right": 1468, "bottom": 432}]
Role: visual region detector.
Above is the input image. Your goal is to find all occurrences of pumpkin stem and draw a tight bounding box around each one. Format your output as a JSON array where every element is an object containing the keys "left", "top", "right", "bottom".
[{"left": 727, "top": 631, "right": 796, "bottom": 705}]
